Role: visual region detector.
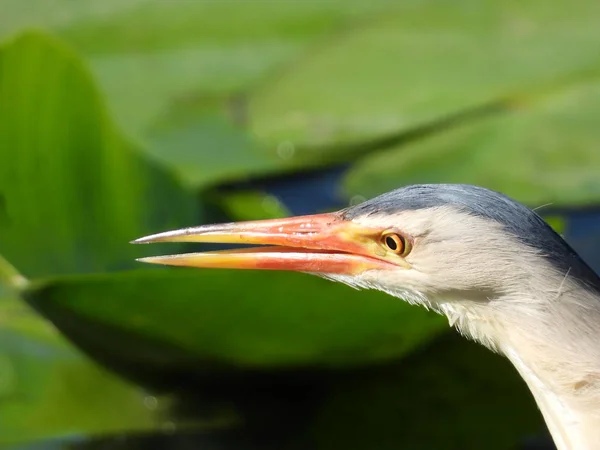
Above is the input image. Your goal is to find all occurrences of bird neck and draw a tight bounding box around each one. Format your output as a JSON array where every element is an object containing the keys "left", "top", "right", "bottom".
[
  {"left": 440, "top": 288, "right": 600, "bottom": 450},
  {"left": 502, "top": 345, "right": 597, "bottom": 450}
]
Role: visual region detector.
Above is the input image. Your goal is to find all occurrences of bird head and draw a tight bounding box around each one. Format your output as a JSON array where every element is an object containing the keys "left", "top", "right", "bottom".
[{"left": 133, "top": 184, "right": 597, "bottom": 312}]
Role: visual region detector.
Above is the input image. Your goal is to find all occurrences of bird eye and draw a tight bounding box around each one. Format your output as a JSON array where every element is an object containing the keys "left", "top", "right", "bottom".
[{"left": 381, "top": 232, "right": 410, "bottom": 256}]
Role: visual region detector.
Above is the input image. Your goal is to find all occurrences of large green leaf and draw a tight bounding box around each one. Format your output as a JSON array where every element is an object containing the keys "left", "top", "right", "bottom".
[
  {"left": 343, "top": 80, "right": 600, "bottom": 206},
  {"left": 248, "top": 0, "right": 600, "bottom": 150},
  {"left": 0, "top": 296, "right": 213, "bottom": 447},
  {"left": 23, "top": 269, "right": 446, "bottom": 377},
  {"left": 0, "top": 31, "right": 197, "bottom": 279}
]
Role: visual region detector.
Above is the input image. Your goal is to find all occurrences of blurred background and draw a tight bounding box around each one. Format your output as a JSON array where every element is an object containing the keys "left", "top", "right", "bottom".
[{"left": 1, "top": 1, "right": 600, "bottom": 449}]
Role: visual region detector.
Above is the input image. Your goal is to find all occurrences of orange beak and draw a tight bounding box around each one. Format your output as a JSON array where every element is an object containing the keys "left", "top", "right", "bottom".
[{"left": 132, "top": 213, "right": 405, "bottom": 275}]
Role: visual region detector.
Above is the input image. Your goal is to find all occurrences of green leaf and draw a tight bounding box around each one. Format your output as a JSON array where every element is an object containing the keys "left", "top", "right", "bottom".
[
  {"left": 306, "top": 333, "right": 546, "bottom": 450},
  {"left": 0, "top": 31, "right": 197, "bottom": 279},
  {"left": 0, "top": 254, "right": 27, "bottom": 292},
  {"left": 248, "top": 0, "right": 600, "bottom": 149},
  {"left": 0, "top": 1, "right": 144, "bottom": 40},
  {"left": 0, "top": 296, "right": 216, "bottom": 447},
  {"left": 144, "top": 106, "right": 280, "bottom": 190},
  {"left": 544, "top": 215, "right": 567, "bottom": 235},
  {"left": 0, "top": 2, "right": 406, "bottom": 190},
  {"left": 55, "top": 1, "right": 392, "bottom": 56},
  {"left": 23, "top": 269, "right": 446, "bottom": 376},
  {"left": 343, "top": 81, "right": 600, "bottom": 206},
  {"left": 19, "top": 0, "right": 397, "bottom": 136},
  {"left": 0, "top": 331, "right": 158, "bottom": 446},
  {"left": 213, "top": 191, "right": 291, "bottom": 222},
  {"left": 2, "top": 1, "right": 410, "bottom": 190}
]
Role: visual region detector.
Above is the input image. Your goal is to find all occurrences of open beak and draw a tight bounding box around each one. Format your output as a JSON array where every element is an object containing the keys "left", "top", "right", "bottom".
[{"left": 132, "top": 213, "right": 400, "bottom": 275}]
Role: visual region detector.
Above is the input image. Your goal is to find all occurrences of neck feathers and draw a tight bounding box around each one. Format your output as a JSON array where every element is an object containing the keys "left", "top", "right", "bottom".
[{"left": 440, "top": 284, "right": 600, "bottom": 450}]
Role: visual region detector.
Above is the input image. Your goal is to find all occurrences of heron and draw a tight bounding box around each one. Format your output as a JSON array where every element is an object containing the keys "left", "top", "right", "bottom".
[{"left": 133, "top": 183, "right": 600, "bottom": 450}]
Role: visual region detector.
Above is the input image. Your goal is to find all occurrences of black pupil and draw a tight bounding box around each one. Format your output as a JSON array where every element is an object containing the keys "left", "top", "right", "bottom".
[{"left": 386, "top": 235, "right": 399, "bottom": 251}]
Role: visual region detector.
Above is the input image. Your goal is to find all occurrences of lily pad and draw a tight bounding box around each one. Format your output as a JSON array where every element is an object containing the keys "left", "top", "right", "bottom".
[
  {"left": 23, "top": 269, "right": 446, "bottom": 379},
  {"left": 0, "top": 296, "right": 193, "bottom": 447},
  {"left": 49, "top": 0, "right": 398, "bottom": 136},
  {"left": 343, "top": 80, "right": 600, "bottom": 206},
  {"left": 144, "top": 106, "right": 280, "bottom": 190},
  {"left": 248, "top": 0, "right": 600, "bottom": 150}
]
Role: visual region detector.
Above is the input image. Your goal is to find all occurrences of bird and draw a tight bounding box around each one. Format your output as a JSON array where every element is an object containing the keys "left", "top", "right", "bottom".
[{"left": 133, "top": 183, "right": 600, "bottom": 450}]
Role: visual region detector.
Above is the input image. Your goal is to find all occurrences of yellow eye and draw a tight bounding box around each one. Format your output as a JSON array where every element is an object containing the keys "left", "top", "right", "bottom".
[{"left": 381, "top": 232, "right": 411, "bottom": 256}]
